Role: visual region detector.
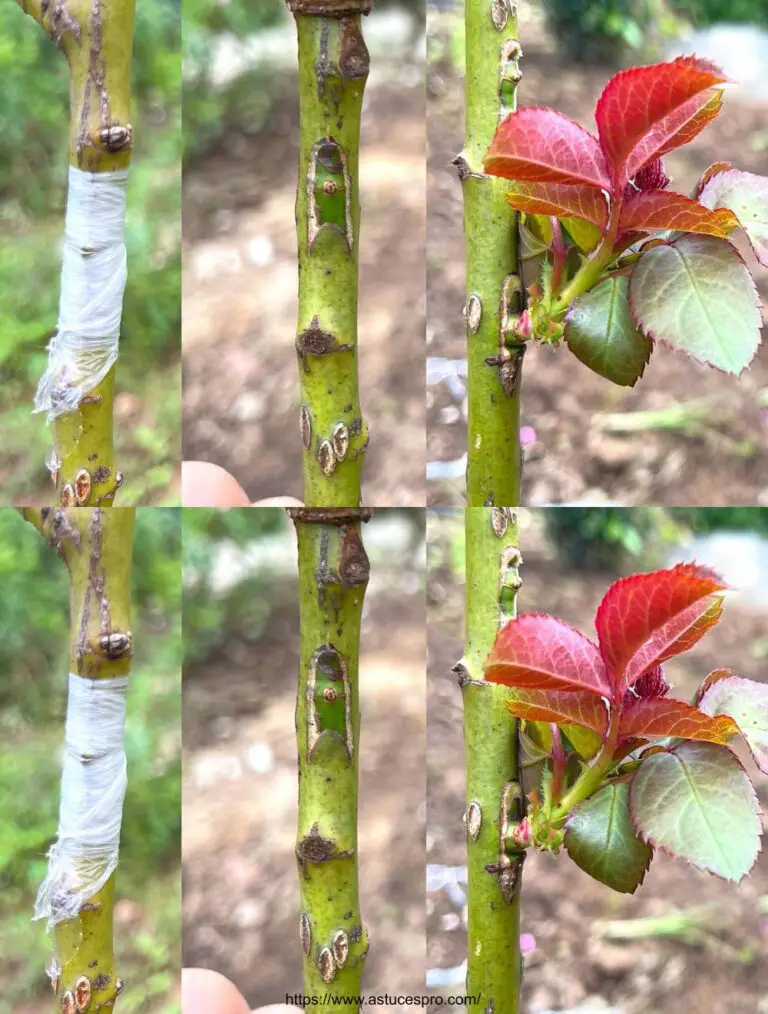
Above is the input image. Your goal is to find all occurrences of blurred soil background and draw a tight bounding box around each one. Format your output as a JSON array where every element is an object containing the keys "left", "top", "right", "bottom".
[
  {"left": 428, "top": 507, "right": 768, "bottom": 1014},
  {"left": 0, "top": 509, "right": 182, "bottom": 1014},
  {"left": 182, "top": 508, "right": 426, "bottom": 1009},
  {"left": 0, "top": 4, "right": 181, "bottom": 505},
  {"left": 182, "top": 1, "right": 426, "bottom": 505},
  {"left": 427, "top": 0, "right": 768, "bottom": 506}
]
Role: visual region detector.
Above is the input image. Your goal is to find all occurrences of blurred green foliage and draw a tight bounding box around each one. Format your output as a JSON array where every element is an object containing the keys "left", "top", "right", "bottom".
[
  {"left": 544, "top": 507, "right": 768, "bottom": 571},
  {"left": 183, "top": 0, "right": 288, "bottom": 157},
  {"left": 542, "top": 0, "right": 685, "bottom": 61},
  {"left": 0, "top": 2, "right": 181, "bottom": 505},
  {"left": 183, "top": 507, "right": 291, "bottom": 664},
  {"left": 678, "top": 0, "right": 768, "bottom": 26},
  {"left": 0, "top": 508, "right": 181, "bottom": 1014},
  {"left": 543, "top": 0, "right": 768, "bottom": 63}
]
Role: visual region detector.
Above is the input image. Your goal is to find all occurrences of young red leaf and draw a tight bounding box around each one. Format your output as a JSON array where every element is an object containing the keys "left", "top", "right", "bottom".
[
  {"left": 485, "top": 614, "right": 611, "bottom": 696},
  {"left": 485, "top": 107, "right": 612, "bottom": 190},
  {"left": 693, "top": 668, "right": 734, "bottom": 706},
  {"left": 630, "top": 742, "right": 761, "bottom": 882},
  {"left": 652, "top": 89, "right": 723, "bottom": 165},
  {"left": 595, "top": 563, "right": 727, "bottom": 696},
  {"left": 595, "top": 57, "right": 727, "bottom": 185},
  {"left": 565, "top": 274, "right": 653, "bottom": 388},
  {"left": 698, "top": 168, "right": 768, "bottom": 266},
  {"left": 699, "top": 675, "right": 768, "bottom": 774},
  {"left": 565, "top": 781, "right": 653, "bottom": 894},
  {"left": 629, "top": 234, "right": 762, "bottom": 375},
  {"left": 506, "top": 688, "right": 609, "bottom": 737},
  {"left": 504, "top": 181, "right": 609, "bottom": 228},
  {"left": 620, "top": 697, "right": 738, "bottom": 745},
  {"left": 619, "top": 190, "right": 738, "bottom": 238},
  {"left": 694, "top": 161, "right": 733, "bottom": 199}
]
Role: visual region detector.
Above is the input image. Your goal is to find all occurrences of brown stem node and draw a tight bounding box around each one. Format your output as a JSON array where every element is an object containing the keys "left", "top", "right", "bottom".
[{"left": 286, "top": 0, "right": 372, "bottom": 14}]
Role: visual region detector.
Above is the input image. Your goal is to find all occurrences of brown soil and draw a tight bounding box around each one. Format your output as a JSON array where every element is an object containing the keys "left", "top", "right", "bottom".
[
  {"left": 183, "top": 76, "right": 426, "bottom": 507},
  {"left": 182, "top": 527, "right": 426, "bottom": 1009},
  {"left": 427, "top": 7, "right": 768, "bottom": 507},
  {"left": 427, "top": 510, "right": 768, "bottom": 1014}
]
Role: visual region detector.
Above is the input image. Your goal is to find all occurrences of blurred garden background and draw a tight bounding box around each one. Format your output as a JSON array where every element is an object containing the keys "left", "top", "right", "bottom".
[
  {"left": 428, "top": 506, "right": 768, "bottom": 1014},
  {"left": 0, "top": 4, "right": 181, "bottom": 505},
  {"left": 182, "top": 0, "right": 426, "bottom": 504},
  {"left": 0, "top": 509, "right": 182, "bottom": 1014},
  {"left": 182, "top": 508, "right": 426, "bottom": 1008},
  {"left": 427, "top": 0, "right": 768, "bottom": 506}
]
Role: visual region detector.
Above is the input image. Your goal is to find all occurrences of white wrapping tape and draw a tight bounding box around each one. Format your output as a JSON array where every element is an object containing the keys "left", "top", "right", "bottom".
[
  {"left": 35, "top": 673, "right": 128, "bottom": 928},
  {"left": 34, "top": 166, "right": 129, "bottom": 421}
]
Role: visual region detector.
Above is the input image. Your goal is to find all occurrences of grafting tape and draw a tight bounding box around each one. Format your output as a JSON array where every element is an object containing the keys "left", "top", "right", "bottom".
[
  {"left": 34, "top": 167, "right": 129, "bottom": 422},
  {"left": 34, "top": 673, "right": 129, "bottom": 928}
]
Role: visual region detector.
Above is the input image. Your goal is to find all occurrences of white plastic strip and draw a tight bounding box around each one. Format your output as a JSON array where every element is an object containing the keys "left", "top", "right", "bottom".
[
  {"left": 34, "top": 166, "right": 129, "bottom": 422},
  {"left": 34, "top": 673, "right": 129, "bottom": 928}
]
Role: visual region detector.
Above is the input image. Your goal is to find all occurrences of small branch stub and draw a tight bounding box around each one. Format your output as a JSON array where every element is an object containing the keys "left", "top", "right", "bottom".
[
  {"left": 490, "top": 0, "right": 508, "bottom": 31},
  {"left": 465, "top": 293, "right": 482, "bottom": 334},
  {"left": 99, "top": 122, "right": 133, "bottom": 153},
  {"left": 317, "top": 440, "right": 337, "bottom": 476},
  {"left": 332, "top": 929, "right": 350, "bottom": 968},
  {"left": 465, "top": 800, "right": 483, "bottom": 841},
  {"left": 318, "top": 946, "right": 337, "bottom": 984},
  {"left": 300, "top": 912, "right": 312, "bottom": 955},
  {"left": 74, "top": 469, "right": 91, "bottom": 505},
  {"left": 332, "top": 422, "right": 349, "bottom": 462},
  {"left": 300, "top": 405, "right": 312, "bottom": 449},
  {"left": 74, "top": 976, "right": 91, "bottom": 1011},
  {"left": 98, "top": 630, "right": 133, "bottom": 660},
  {"left": 490, "top": 507, "right": 508, "bottom": 539}
]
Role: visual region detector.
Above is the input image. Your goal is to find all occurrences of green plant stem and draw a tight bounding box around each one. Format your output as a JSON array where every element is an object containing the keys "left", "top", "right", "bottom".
[
  {"left": 20, "top": 506, "right": 135, "bottom": 1011},
  {"left": 16, "top": 0, "right": 136, "bottom": 505},
  {"left": 289, "top": 507, "right": 373, "bottom": 1005},
  {"left": 287, "top": 1, "right": 371, "bottom": 506},
  {"left": 549, "top": 203, "right": 620, "bottom": 316},
  {"left": 461, "top": 1, "right": 524, "bottom": 506},
  {"left": 460, "top": 506, "right": 524, "bottom": 1012},
  {"left": 549, "top": 703, "right": 620, "bottom": 825}
]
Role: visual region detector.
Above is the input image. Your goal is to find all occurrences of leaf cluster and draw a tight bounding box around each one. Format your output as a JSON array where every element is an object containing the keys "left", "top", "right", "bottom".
[
  {"left": 485, "top": 563, "right": 765, "bottom": 891},
  {"left": 484, "top": 56, "right": 767, "bottom": 383}
]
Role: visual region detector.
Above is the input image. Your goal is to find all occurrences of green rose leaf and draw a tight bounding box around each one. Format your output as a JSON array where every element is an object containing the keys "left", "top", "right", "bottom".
[
  {"left": 564, "top": 780, "right": 652, "bottom": 893},
  {"left": 699, "top": 675, "right": 768, "bottom": 774},
  {"left": 565, "top": 274, "right": 652, "bottom": 387},
  {"left": 698, "top": 168, "right": 768, "bottom": 267},
  {"left": 629, "top": 234, "right": 762, "bottom": 375},
  {"left": 630, "top": 741, "right": 761, "bottom": 882}
]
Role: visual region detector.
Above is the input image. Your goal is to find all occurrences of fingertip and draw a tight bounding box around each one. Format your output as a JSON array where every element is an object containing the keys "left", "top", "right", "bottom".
[
  {"left": 182, "top": 968, "right": 251, "bottom": 1014},
  {"left": 182, "top": 461, "right": 251, "bottom": 507}
]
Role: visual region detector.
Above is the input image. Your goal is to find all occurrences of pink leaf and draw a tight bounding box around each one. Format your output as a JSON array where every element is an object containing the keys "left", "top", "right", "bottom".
[
  {"left": 595, "top": 57, "right": 727, "bottom": 186},
  {"left": 485, "top": 107, "right": 612, "bottom": 190},
  {"left": 595, "top": 564, "right": 727, "bottom": 697},
  {"left": 506, "top": 688, "right": 609, "bottom": 737},
  {"left": 485, "top": 614, "right": 611, "bottom": 696},
  {"left": 620, "top": 696, "right": 738, "bottom": 745},
  {"left": 504, "top": 181, "right": 609, "bottom": 228},
  {"left": 619, "top": 190, "right": 738, "bottom": 238}
]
